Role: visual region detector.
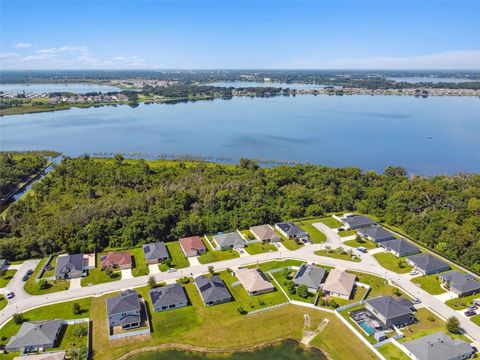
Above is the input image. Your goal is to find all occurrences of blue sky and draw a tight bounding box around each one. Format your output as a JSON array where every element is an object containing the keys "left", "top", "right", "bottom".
[{"left": 1, "top": 0, "right": 479, "bottom": 69}]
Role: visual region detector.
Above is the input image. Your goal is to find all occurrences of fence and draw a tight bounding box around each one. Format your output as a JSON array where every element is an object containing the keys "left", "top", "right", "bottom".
[
  {"left": 108, "top": 300, "right": 151, "bottom": 341},
  {"left": 35, "top": 254, "right": 53, "bottom": 282},
  {"left": 247, "top": 302, "right": 290, "bottom": 316}
]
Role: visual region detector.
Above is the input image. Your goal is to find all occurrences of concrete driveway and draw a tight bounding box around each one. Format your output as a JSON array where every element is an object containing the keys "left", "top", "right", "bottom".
[
  {"left": 368, "top": 248, "right": 385, "bottom": 255},
  {"left": 312, "top": 222, "right": 342, "bottom": 246},
  {"left": 148, "top": 264, "right": 160, "bottom": 275},
  {"left": 188, "top": 257, "right": 201, "bottom": 266},
  {"left": 121, "top": 269, "right": 133, "bottom": 280},
  {"left": 69, "top": 278, "right": 82, "bottom": 290},
  {"left": 435, "top": 292, "right": 456, "bottom": 302},
  {"left": 5, "top": 264, "right": 23, "bottom": 270}
]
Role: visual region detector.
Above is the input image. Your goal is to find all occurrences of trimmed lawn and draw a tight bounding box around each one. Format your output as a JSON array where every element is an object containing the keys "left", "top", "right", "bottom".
[
  {"left": 245, "top": 242, "right": 277, "bottom": 255},
  {"left": 24, "top": 258, "right": 69, "bottom": 295},
  {"left": 471, "top": 314, "right": 480, "bottom": 326},
  {"left": 0, "top": 270, "right": 16, "bottom": 287},
  {"left": 271, "top": 269, "right": 317, "bottom": 304},
  {"left": 351, "top": 271, "right": 408, "bottom": 298},
  {"left": 58, "top": 323, "right": 89, "bottom": 351},
  {"left": 91, "top": 282, "right": 376, "bottom": 360},
  {"left": 246, "top": 259, "right": 304, "bottom": 272},
  {"left": 377, "top": 343, "right": 410, "bottom": 360},
  {"left": 130, "top": 247, "right": 149, "bottom": 277},
  {"left": 198, "top": 249, "right": 239, "bottom": 264},
  {"left": 0, "top": 295, "right": 7, "bottom": 311},
  {"left": 165, "top": 242, "right": 190, "bottom": 269},
  {"left": 373, "top": 252, "right": 412, "bottom": 274},
  {"left": 317, "top": 217, "right": 342, "bottom": 229},
  {"left": 332, "top": 286, "right": 368, "bottom": 307},
  {"left": 272, "top": 229, "right": 304, "bottom": 251},
  {"left": 294, "top": 218, "right": 327, "bottom": 243},
  {"left": 411, "top": 274, "right": 446, "bottom": 295},
  {"left": 343, "top": 239, "right": 377, "bottom": 250},
  {"left": 339, "top": 229, "right": 357, "bottom": 237},
  {"left": 81, "top": 253, "right": 121, "bottom": 286},
  {"left": 445, "top": 293, "right": 480, "bottom": 310},
  {"left": 240, "top": 230, "right": 255, "bottom": 241},
  {"left": 314, "top": 249, "right": 360, "bottom": 262},
  {"left": 41, "top": 256, "right": 57, "bottom": 278}
]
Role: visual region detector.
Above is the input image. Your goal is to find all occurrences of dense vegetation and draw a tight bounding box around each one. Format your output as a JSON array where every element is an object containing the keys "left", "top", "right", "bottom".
[
  {"left": 0, "top": 152, "right": 54, "bottom": 199},
  {"left": 0, "top": 157, "right": 479, "bottom": 273}
]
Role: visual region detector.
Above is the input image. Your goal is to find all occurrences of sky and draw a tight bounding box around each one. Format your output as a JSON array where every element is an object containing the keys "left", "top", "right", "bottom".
[{"left": 1, "top": 0, "right": 479, "bottom": 70}]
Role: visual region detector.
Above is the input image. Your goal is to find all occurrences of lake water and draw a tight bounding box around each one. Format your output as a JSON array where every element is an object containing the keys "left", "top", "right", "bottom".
[
  {"left": 0, "top": 83, "right": 121, "bottom": 94},
  {"left": 387, "top": 77, "right": 477, "bottom": 84},
  {"left": 207, "top": 81, "right": 336, "bottom": 90},
  {"left": 127, "top": 341, "right": 326, "bottom": 360},
  {"left": 1, "top": 95, "right": 479, "bottom": 175}
]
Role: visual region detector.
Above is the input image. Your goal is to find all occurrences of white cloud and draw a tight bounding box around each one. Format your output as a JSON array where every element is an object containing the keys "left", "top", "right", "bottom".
[{"left": 14, "top": 42, "right": 32, "bottom": 49}]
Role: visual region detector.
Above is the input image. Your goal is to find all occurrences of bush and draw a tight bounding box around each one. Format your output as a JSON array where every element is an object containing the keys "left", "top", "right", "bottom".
[
  {"left": 13, "top": 313, "right": 25, "bottom": 325},
  {"left": 73, "top": 326, "right": 88, "bottom": 338},
  {"left": 148, "top": 276, "right": 156, "bottom": 288},
  {"left": 237, "top": 306, "right": 247, "bottom": 315},
  {"left": 286, "top": 280, "right": 296, "bottom": 295},
  {"left": 297, "top": 284, "right": 309, "bottom": 298},
  {"left": 73, "top": 302, "right": 81, "bottom": 315},
  {"left": 446, "top": 316, "right": 460, "bottom": 334},
  {"left": 179, "top": 276, "right": 189, "bottom": 284},
  {"left": 38, "top": 279, "right": 49, "bottom": 289}
]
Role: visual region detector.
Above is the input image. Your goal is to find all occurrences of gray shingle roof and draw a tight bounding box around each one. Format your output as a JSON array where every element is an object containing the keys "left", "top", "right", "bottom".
[
  {"left": 150, "top": 283, "right": 188, "bottom": 308},
  {"left": 107, "top": 289, "right": 141, "bottom": 316},
  {"left": 342, "top": 216, "right": 376, "bottom": 229},
  {"left": 55, "top": 254, "right": 83, "bottom": 278},
  {"left": 357, "top": 226, "right": 395, "bottom": 242},
  {"left": 381, "top": 239, "right": 420, "bottom": 256},
  {"left": 403, "top": 332, "right": 473, "bottom": 360},
  {"left": 7, "top": 320, "right": 63, "bottom": 350},
  {"left": 366, "top": 296, "right": 413, "bottom": 319},
  {"left": 275, "top": 222, "right": 307, "bottom": 238},
  {"left": 407, "top": 253, "right": 450, "bottom": 274},
  {"left": 438, "top": 270, "right": 480, "bottom": 295},
  {"left": 143, "top": 242, "right": 169, "bottom": 262},
  {"left": 293, "top": 264, "right": 325, "bottom": 290},
  {"left": 213, "top": 232, "right": 246, "bottom": 248},
  {"left": 195, "top": 275, "right": 231, "bottom": 303}
]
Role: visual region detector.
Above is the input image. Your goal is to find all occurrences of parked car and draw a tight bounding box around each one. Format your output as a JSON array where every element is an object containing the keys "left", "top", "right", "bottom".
[
  {"left": 464, "top": 310, "right": 476, "bottom": 317},
  {"left": 275, "top": 243, "right": 281, "bottom": 248},
  {"left": 467, "top": 304, "right": 477, "bottom": 311},
  {"left": 412, "top": 298, "right": 422, "bottom": 305},
  {"left": 26, "top": 269, "right": 33, "bottom": 276},
  {"left": 22, "top": 274, "right": 29, "bottom": 281},
  {"left": 358, "top": 247, "right": 367, "bottom": 253},
  {"left": 238, "top": 249, "right": 244, "bottom": 254},
  {"left": 410, "top": 269, "right": 419, "bottom": 276},
  {"left": 338, "top": 227, "right": 345, "bottom": 232},
  {"left": 167, "top": 268, "right": 177, "bottom": 273},
  {"left": 5, "top": 289, "right": 14, "bottom": 299}
]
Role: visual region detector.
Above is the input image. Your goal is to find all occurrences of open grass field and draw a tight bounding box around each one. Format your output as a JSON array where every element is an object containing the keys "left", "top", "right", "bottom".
[
  {"left": 350, "top": 271, "right": 407, "bottom": 298},
  {"left": 24, "top": 258, "right": 70, "bottom": 295},
  {"left": 445, "top": 293, "right": 480, "bottom": 310},
  {"left": 0, "top": 270, "right": 16, "bottom": 287},
  {"left": 316, "top": 217, "right": 342, "bottom": 229},
  {"left": 244, "top": 242, "right": 278, "bottom": 255},
  {"left": 343, "top": 238, "right": 377, "bottom": 249},
  {"left": 81, "top": 253, "right": 121, "bottom": 286},
  {"left": 377, "top": 343, "right": 410, "bottom": 360},
  {"left": 294, "top": 218, "right": 327, "bottom": 243},
  {"left": 130, "top": 247, "right": 149, "bottom": 277},
  {"left": 314, "top": 249, "right": 360, "bottom": 262},
  {"left": 165, "top": 242, "right": 190, "bottom": 268},
  {"left": 411, "top": 274, "right": 446, "bottom": 295},
  {"left": 373, "top": 252, "right": 412, "bottom": 274},
  {"left": 198, "top": 249, "right": 240, "bottom": 264}
]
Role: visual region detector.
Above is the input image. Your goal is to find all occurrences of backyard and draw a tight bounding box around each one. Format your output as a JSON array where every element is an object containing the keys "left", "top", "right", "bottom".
[
  {"left": 373, "top": 252, "right": 412, "bottom": 274},
  {"left": 411, "top": 274, "right": 446, "bottom": 295},
  {"left": 130, "top": 247, "right": 149, "bottom": 277},
  {"left": 377, "top": 343, "right": 410, "bottom": 360}
]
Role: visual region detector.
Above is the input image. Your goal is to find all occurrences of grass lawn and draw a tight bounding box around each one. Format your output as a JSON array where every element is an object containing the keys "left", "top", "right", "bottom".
[
  {"left": 314, "top": 249, "right": 360, "bottom": 262},
  {"left": 411, "top": 274, "right": 446, "bottom": 295},
  {"left": 41, "top": 256, "right": 57, "bottom": 278},
  {"left": 377, "top": 343, "right": 410, "bottom": 360},
  {"left": 445, "top": 293, "right": 480, "bottom": 310},
  {"left": 471, "top": 314, "right": 480, "bottom": 326},
  {"left": 294, "top": 218, "right": 327, "bottom": 243},
  {"left": 0, "top": 270, "right": 16, "bottom": 287},
  {"left": 24, "top": 258, "right": 70, "bottom": 295},
  {"left": 165, "top": 242, "right": 190, "bottom": 269},
  {"left": 198, "top": 249, "right": 239, "bottom": 264},
  {"left": 240, "top": 229, "right": 255, "bottom": 241},
  {"left": 400, "top": 308, "right": 469, "bottom": 342},
  {"left": 339, "top": 230, "right": 357, "bottom": 237},
  {"left": 271, "top": 270, "right": 317, "bottom": 304},
  {"left": 373, "top": 252, "right": 412, "bottom": 274},
  {"left": 316, "top": 217, "right": 342, "bottom": 229},
  {"left": 0, "top": 295, "right": 7, "bottom": 311},
  {"left": 58, "top": 323, "right": 89, "bottom": 351},
  {"left": 245, "top": 242, "right": 277, "bottom": 255},
  {"left": 343, "top": 239, "right": 377, "bottom": 250},
  {"left": 245, "top": 259, "right": 304, "bottom": 272},
  {"left": 351, "top": 271, "right": 407, "bottom": 298},
  {"left": 91, "top": 282, "right": 376, "bottom": 360},
  {"left": 332, "top": 286, "right": 368, "bottom": 307},
  {"left": 130, "top": 247, "right": 149, "bottom": 277},
  {"left": 272, "top": 229, "right": 304, "bottom": 251},
  {"left": 81, "top": 253, "right": 121, "bottom": 286}
]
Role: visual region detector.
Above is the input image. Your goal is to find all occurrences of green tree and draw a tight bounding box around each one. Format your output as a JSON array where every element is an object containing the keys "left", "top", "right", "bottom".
[
  {"left": 148, "top": 275, "right": 156, "bottom": 288},
  {"left": 446, "top": 316, "right": 461, "bottom": 334},
  {"left": 73, "top": 302, "right": 81, "bottom": 315},
  {"left": 38, "top": 279, "right": 49, "bottom": 290},
  {"left": 12, "top": 313, "right": 25, "bottom": 325},
  {"left": 297, "top": 284, "right": 309, "bottom": 298},
  {"left": 73, "top": 326, "right": 88, "bottom": 338}
]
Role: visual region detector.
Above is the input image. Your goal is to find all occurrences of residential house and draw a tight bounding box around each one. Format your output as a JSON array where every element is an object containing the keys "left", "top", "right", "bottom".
[
  {"left": 6, "top": 319, "right": 63, "bottom": 352},
  {"left": 55, "top": 253, "right": 84, "bottom": 280},
  {"left": 179, "top": 236, "right": 207, "bottom": 257},
  {"left": 274, "top": 222, "right": 308, "bottom": 240},
  {"left": 149, "top": 283, "right": 188, "bottom": 312},
  {"left": 106, "top": 289, "right": 141, "bottom": 330},
  {"left": 380, "top": 239, "right": 420, "bottom": 257},
  {"left": 357, "top": 226, "right": 396, "bottom": 243},
  {"left": 213, "top": 232, "right": 246, "bottom": 250},
  {"left": 100, "top": 251, "right": 132, "bottom": 269},
  {"left": 407, "top": 253, "right": 450, "bottom": 275},
  {"left": 341, "top": 215, "right": 376, "bottom": 230},
  {"left": 143, "top": 242, "right": 169, "bottom": 264},
  {"left": 438, "top": 270, "right": 480, "bottom": 297},
  {"left": 292, "top": 264, "right": 326, "bottom": 292},
  {"left": 403, "top": 332, "right": 474, "bottom": 360},
  {"left": 195, "top": 275, "right": 233, "bottom": 306},
  {"left": 249, "top": 225, "right": 281, "bottom": 243},
  {"left": 236, "top": 267, "right": 275, "bottom": 296},
  {"left": 365, "top": 296, "right": 415, "bottom": 328},
  {"left": 322, "top": 268, "right": 356, "bottom": 299}
]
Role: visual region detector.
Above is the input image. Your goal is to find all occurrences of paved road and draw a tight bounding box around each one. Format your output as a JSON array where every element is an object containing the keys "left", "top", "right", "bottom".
[{"left": 1, "top": 236, "right": 479, "bottom": 346}]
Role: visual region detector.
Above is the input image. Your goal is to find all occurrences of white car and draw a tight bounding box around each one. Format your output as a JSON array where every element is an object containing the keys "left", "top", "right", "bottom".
[
  {"left": 167, "top": 268, "right": 177, "bottom": 273},
  {"left": 5, "top": 288, "right": 14, "bottom": 299},
  {"left": 238, "top": 249, "right": 245, "bottom": 254}
]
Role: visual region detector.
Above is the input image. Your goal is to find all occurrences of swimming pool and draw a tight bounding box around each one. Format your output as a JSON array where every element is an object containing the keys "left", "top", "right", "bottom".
[{"left": 358, "top": 321, "right": 375, "bottom": 335}]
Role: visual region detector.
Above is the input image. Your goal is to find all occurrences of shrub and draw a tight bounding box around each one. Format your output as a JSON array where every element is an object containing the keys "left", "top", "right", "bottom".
[
  {"left": 73, "top": 302, "right": 81, "bottom": 315},
  {"left": 38, "top": 279, "right": 49, "bottom": 289},
  {"left": 446, "top": 316, "right": 460, "bottom": 334},
  {"left": 13, "top": 313, "right": 25, "bottom": 325}
]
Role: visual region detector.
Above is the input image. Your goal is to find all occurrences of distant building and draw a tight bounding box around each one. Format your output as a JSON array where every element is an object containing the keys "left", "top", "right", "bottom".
[
  {"left": 438, "top": 270, "right": 480, "bottom": 297},
  {"left": 213, "top": 232, "right": 246, "bottom": 250},
  {"left": 293, "top": 264, "right": 326, "bottom": 292},
  {"left": 179, "top": 236, "right": 207, "bottom": 257},
  {"left": 149, "top": 283, "right": 188, "bottom": 312},
  {"left": 236, "top": 267, "right": 275, "bottom": 296},
  {"left": 143, "top": 242, "right": 169, "bottom": 264},
  {"left": 341, "top": 215, "right": 376, "bottom": 230},
  {"left": 249, "top": 225, "right": 281, "bottom": 242},
  {"left": 106, "top": 289, "right": 141, "bottom": 330},
  {"left": 407, "top": 253, "right": 450, "bottom": 275},
  {"left": 403, "top": 332, "right": 474, "bottom": 360},
  {"left": 6, "top": 320, "right": 63, "bottom": 352},
  {"left": 100, "top": 251, "right": 132, "bottom": 269},
  {"left": 365, "top": 296, "right": 415, "bottom": 328},
  {"left": 357, "top": 226, "right": 395, "bottom": 243},
  {"left": 55, "top": 253, "right": 84, "bottom": 280},
  {"left": 195, "top": 275, "right": 233, "bottom": 306},
  {"left": 274, "top": 222, "right": 308, "bottom": 240},
  {"left": 380, "top": 239, "right": 420, "bottom": 257},
  {"left": 322, "top": 268, "right": 356, "bottom": 299}
]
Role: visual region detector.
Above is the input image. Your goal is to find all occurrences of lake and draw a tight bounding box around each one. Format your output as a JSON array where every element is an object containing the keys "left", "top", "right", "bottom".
[
  {"left": 1, "top": 95, "right": 479, "bottom": 175},
  {"left": 387, "top": 77, "right": 477, "bottom": 84},
  {"left": 207, "top": 81, "right": 337, "bottom": 90},
  {"left": 0, "top": 83, "right": 121, "bottom": 94},
  {"left": 127, "top": 341, "right": 326, "bottom": 360}
]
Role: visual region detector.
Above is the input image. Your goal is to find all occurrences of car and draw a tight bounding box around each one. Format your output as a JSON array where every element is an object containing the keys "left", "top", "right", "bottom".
[
  {"left": 412, "top": 298, "right": 422, "bottom": 305},
  {"left": 275, "top": 243, "right": 281, "bottom": 248},
  {"left": 467, "top": 304, "right": 477, "bottom": 311},
  {"left": 167, "top": 268, "right": 177, "bottom": 273},
  {"left": 0, "top": 344, "right": 6, "bottom": 351},
  {"left": 357, "top": 247, "right": 367, "bottom": 253},
  {"left": 5, "top": 289, "right": 14, "bottom": 299},
  {"left": 464, "top": 310, "right": 476, "bottom": 317},
  {"left": 238, "top": 249, "right": 244, "bottom": 254},
  {"left": 22, "top": 274, "right": 29, "bottom": 281},
  {"left": 26, "top": 269, "right": 33, "bottom": 276},
  {"left": 338, "top": 227, "right": 345, "bottom": 232},
  {"left": 410, "top": 269, "right": 419, "bottom": 276}
]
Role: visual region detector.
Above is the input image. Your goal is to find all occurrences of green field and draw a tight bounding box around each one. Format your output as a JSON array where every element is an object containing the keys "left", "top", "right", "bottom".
[
  {"left": 165, "top": 242, "right": 190, "bottom": 268},
  {"left": 130, "top": 247, "right": 149, "bottom": 277},
  {"left": 0, "top": 270, "right": 16, "bottom": 287},
  {"left": 445, "top": 293, "right": 480, "bottom": 310},
  {"left": 245, "top": 242, "right": 278, "bottom": 255},
  {"left": 198, "top": 249, "right": 240, "bottom": 264},
  {"left": 245, "top": 259, "right": 304, "bottom": 272},
  {"left": 316, "top": 217, "right": 342, "bottom": 229},
  {"left": 373, "top": 252, "right": 412, "bottom": 274},
  {"left": 314, "top": 249, "right": 360, "bottom": 262},
  {"left": 377, "top": 343, "right": 410, "bottom": 360},
  {"left": 0, "top": 296, "right": 7, "bottom": 311},
  {"left": 351, "top": 271, "right": 407, "bottom": 298},
  {"left": 343, "top": 238, "right": 377, "bottom": 249},
  {"left": 41, "top": 256, "right": 57, "bottom": 278},
  {"left": 271, "top": 269, "right": 317, "bottom": 303},
  {"left": 411, "top": 274, "right": 446, "bottom": 295},
  {"left": 81, "top": 253, "right": 121, "bottom": 286},
  {"left": 294, "top": 218, "right": 327, "bottom": 243},
  {"left": 471, "top": 314, "right": 480, "bottom": 326},
  {"left": 24, "top": 258, "right": 70, "bottom": 295},
  {"left": 338, "top": 230, "right": 357, "bottom": 237}
]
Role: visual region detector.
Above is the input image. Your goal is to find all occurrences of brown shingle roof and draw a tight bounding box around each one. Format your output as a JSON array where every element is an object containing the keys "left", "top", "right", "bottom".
[{"left": 100, "top": 251, "right": 132, "bottom": 267}]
